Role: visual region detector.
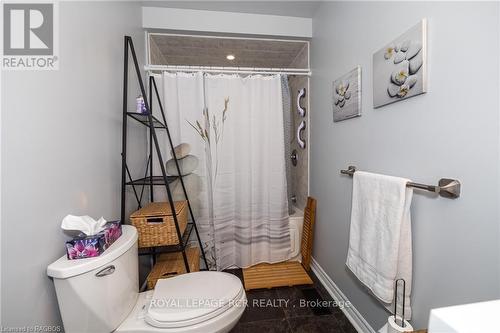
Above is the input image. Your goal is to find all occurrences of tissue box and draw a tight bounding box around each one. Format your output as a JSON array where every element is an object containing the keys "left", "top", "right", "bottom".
[{"left": 65, "top": 221, "right": 122, "bottom": 260}]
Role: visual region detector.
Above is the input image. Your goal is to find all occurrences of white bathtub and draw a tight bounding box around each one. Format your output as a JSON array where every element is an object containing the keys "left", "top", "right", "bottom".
[{"left": 289, "top": 207, "right": 304, "bottom": 262}]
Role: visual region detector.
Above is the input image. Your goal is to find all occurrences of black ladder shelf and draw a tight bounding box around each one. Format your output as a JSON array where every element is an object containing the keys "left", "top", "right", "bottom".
[{"left": 120, "top": 36, "right": 209, "bottom": 272}]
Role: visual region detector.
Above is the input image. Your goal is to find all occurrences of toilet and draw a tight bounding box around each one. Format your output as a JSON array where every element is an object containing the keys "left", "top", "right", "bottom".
[{"left": 47, "top": 225, "right": 246, "bottom": 333}]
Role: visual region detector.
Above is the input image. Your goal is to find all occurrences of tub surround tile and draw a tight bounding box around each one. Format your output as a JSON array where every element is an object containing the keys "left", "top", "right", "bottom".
[{"left": 289, "top": 75, "right": 309, "bottom": 211}]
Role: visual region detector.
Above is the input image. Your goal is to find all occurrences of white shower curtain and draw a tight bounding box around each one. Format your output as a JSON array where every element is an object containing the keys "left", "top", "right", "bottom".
[{"left": 155, "top": 72, "right": 290, "bottom": 270}]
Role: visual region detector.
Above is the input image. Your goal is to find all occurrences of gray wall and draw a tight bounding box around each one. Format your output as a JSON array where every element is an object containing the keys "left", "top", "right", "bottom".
[
  {"left": 1, "top": 2, "right": 145, "bottom": 327},
  {"left": 310, "top": 1, "right": 500, "bottom": 330}
]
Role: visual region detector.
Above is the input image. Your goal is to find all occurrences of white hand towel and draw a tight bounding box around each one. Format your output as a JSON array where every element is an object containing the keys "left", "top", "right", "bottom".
[{"left": 346, "top": 171, "right": 413, "bottom": 319}]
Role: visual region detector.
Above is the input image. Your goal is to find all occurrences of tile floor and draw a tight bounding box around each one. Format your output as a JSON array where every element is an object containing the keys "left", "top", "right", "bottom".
[{"left": 225, "top": 269, "right": 357, "bottom": 333}]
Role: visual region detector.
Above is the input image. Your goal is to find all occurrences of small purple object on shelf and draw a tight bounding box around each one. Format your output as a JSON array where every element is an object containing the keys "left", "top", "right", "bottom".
[
  {"left": 136, "top": 95, "right": 148, "bottom": 114},
  {"left": 65, "top": 221, "right": 122, "bottom": 260}
]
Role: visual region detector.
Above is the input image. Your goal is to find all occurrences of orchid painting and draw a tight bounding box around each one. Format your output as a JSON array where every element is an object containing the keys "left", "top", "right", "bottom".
[
  {"left": 373, "top": 19, "right": 427, "bottom": 108},
  {"left": 333, "top": 66, "right": 361, "bottom": 122}
]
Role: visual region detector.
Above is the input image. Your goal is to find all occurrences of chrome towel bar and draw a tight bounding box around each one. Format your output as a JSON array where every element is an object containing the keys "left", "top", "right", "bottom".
[{"left": 340, "top": 165, "right": 461, "bottom": 199}]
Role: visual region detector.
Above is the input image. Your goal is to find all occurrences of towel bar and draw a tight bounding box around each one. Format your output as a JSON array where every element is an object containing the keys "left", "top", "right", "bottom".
[{"left": 340, "top": 165, "right": 461, "bottom": 199}]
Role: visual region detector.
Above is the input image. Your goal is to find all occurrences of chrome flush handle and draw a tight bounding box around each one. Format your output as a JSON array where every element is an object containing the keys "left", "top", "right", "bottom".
[{"left": 95, "top": 265, "right": 115, "bottom": 277}]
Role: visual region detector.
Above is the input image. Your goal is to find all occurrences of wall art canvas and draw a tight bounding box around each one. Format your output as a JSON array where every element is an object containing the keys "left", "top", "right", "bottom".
[
  {"left": 373, "top": 19, "right": 427, "bottom": 108},
  {"left": 332, "top": 66, "right": 361, "bottom": 122}
]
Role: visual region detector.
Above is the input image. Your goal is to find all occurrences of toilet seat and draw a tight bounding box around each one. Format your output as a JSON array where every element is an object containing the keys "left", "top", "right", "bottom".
[{"left": 145, "top": 271, "right": 245, "bottom": 329}]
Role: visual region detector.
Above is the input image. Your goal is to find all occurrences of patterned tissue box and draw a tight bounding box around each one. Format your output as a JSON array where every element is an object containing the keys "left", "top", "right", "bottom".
[{"left": 65, "top": 221, "right": 122, "bottom": 260}]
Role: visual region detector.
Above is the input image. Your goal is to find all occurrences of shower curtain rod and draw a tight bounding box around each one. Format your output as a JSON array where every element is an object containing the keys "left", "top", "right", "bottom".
[{"left": 145, "top": 65, "right": 311, "bottom": 76}]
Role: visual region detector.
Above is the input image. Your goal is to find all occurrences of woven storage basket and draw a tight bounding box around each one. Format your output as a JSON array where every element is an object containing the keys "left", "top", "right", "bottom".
[
  {"left": 146, "top": 247, "right": 200, "bottom": 289},
  {"left": 130, "top": 201, "right": 187, "bottom": 248}
]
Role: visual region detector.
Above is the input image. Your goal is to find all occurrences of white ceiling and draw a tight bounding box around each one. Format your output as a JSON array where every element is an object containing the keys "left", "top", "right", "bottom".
[{"left": 141, "top": 1, "right": 322, "bottom": 18}]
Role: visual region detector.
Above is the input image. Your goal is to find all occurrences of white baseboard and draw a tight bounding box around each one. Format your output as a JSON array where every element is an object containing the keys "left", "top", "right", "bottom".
[{"left": 310, "top": 257, "right": 376, "bottom": 333}]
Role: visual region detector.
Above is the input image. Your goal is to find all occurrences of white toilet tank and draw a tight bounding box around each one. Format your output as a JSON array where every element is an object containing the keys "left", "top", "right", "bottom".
[{"left": 47, "top": 225, "right": 139, "bottom": 333}]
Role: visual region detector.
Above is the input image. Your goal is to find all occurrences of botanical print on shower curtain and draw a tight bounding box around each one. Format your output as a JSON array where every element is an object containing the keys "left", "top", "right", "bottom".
[
  {"left": 204, "top": 74, "right": 291, "bottom": 270},
  {"left": 157, "top": 72, "right": 291, "bottom": 271},
  {"left": 185, "top": 93, "right": 230, "bottom": 269}
]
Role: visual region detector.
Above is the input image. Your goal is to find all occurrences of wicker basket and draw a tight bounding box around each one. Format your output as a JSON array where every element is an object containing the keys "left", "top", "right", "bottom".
[
  {"left": 130, "top": 201, "right": 187, "bottom": 248},
  {"left": 146, "top": 247, "right": 200, "bottom": 289}
]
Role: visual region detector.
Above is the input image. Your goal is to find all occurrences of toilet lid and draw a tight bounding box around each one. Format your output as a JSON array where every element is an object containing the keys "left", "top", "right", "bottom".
[{"left": 145, "top": 271, "right": 244, "bottom": 328}]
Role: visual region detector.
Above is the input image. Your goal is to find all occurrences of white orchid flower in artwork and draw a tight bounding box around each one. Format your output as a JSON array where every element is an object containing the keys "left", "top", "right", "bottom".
[
  {"left": 397, "top": 75, "right": 417, "bottom": 98},
  {"left": 336, "top": 81, "right": 349, "bottom": 96},
  {"left": 397, "top": 84, "right": 410, "bottom": 97},
  {"left": 395, "top": 69, "right": 408, "bottom": 84},
  {"left": 384, "top": 45, "right": 395, "bottom": 60},
  {"left": 334, "top": 80, "right": 351, "bottom": 108},
  {"left": 385, "top": 39, "right": 423, "bottom": 100},
  {"left": 388, "top": 75, "right": 417, "bottom": 98},
  {"left": 391, "top": 60, "right": 410, "bottom": 86}
]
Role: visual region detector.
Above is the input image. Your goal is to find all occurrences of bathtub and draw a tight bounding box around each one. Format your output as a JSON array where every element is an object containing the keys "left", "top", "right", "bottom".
[{"left": 289, "top": 207, "right": 304, "bottom": 262}]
